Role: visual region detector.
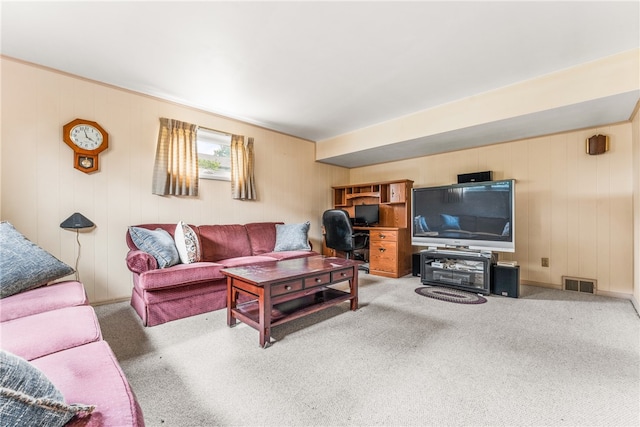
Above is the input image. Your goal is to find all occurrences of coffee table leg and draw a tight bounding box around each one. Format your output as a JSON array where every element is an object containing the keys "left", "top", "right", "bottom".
[
  {"left": 258, "top": 288, "right": 271, "bottom": 348},
  {"left": 226, "top": 277, "right": 237, "bottom": 327},
  {"left": 350, "top": 266, "right": 359, "bottom": 311}
]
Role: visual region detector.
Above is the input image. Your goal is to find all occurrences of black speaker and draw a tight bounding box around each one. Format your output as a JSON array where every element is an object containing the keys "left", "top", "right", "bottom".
[
  {"left": 457, "top": 171, "right": 492, "bottom": 184},
  {"left": 491, "top": 265, "right": 520, "bottom": 298},
  {"left": 412, "top": 253, "right": 421, "bottom": 276}
]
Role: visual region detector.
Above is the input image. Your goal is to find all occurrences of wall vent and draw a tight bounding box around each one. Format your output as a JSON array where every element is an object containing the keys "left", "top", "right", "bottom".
[{"left": 562, "top": 276, "right": 597, "bottom": 294}]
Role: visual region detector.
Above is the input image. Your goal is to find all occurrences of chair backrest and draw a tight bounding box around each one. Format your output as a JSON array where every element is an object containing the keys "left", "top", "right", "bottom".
[{"left": 322, "top": 209, "right": 355, "bottom": 252}]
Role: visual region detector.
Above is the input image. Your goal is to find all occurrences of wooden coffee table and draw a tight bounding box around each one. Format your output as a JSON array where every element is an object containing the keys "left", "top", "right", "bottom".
[{"left": 223, "top": 256, "right": 359, "bottom": 348}]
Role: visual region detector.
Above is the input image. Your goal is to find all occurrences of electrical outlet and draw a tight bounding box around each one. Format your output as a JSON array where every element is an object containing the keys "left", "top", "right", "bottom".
[{"left": 541, "top": 257, "right": 549, "bottom": 267}]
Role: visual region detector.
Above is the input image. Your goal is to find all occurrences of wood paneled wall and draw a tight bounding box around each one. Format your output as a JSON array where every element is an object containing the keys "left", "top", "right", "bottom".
[
  {"left": 350, "top": 123, "right": 635, "bottom": 297},
  {"left": 1, "top": 57, "right": 636, "bottom": 303},
  {"left": 0, "top": 58, "right": 349, "bottom": 303}
]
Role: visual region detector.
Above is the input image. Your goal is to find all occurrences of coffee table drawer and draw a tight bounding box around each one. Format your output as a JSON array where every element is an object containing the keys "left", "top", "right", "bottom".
[
  {"left": 303, "top": 273, "right": 331, "bottom": 289},
  {"left": 271, "top": 279, "right": 303, "bottom": 296},
  {"left": 331, "top": 268, "right": 354, "bottom": 282}
]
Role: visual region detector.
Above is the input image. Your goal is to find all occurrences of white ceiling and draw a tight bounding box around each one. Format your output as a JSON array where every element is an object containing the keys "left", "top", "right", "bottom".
[{"left": 2, "top": 1, "right": 639, "bottom": 167}]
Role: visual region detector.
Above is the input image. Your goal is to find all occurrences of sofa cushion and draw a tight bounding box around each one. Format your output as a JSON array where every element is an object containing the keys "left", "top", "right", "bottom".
[
  {"left": 476, "top": 216, "right": 509, "bottom": 235},
  {"left": 198, "top": 224, "right": 252, "bottom": 262},
  {"left": 129, "top": 226, "right": 180, "bottom": 268},
  {"left": 457, "top": 215, "right": 477, "bottom": 232},
  {"left": 174, "top": 221, "right": 201, "bottom": 264},
  {"left": 0, "top": 306, "right": 102, "bottom": 361},
  {"left": 137, "top": 262, "right": 226, "bottom": 291},
  {"left": 0, "top": 222, "right": 75, "bottom": 299},
  {"left": 244, "top": 222, "right": 282, "bottom": 255},
  {"left": 0, "top": 350, "right": 94, "bottom": 427},
  {"left": 0, "top": 281, "right": 88, "bottom": 322},
  {"left": 274, "top": 222, "right": 312, "bottom": 252},
  {"left": 31, "top": 340, "right": 145, "bottom": 427}
]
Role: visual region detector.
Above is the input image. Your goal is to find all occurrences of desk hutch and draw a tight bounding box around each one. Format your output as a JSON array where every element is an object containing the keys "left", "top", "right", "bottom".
[{"left": 324, "top": 179, "right": 413, "bottom": 278}]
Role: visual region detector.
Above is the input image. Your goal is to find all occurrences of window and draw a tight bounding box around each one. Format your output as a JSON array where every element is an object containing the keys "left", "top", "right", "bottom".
[{"left": 197, "top": 128, "right": 232, "bottom": 181}]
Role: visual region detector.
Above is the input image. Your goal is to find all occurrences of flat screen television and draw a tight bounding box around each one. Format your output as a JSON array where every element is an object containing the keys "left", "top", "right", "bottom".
[
  {"left": 412, "top": 179, "right": 515, "bottom": 252},
  {"left": 354, "top": 204, "right": 379, "bottom": 226}
]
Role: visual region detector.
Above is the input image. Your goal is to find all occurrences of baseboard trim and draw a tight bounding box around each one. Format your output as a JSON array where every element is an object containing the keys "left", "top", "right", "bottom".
[
  {"left": 91, "top": 296, "right": 130, "bottom": 307},
  {"left": 630, "top": 295, "right": 640, "bottom": 317},
  {"left": 522, "top": 280, "right": 635, "bottom": 303}
]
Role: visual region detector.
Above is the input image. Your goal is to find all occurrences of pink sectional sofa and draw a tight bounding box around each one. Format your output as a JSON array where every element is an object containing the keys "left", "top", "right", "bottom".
[
  {"left": 0, "top": 280, "right": 144, "bottom": 426},
  {"left": 125, "top": 222, "right": 318, "bottom": 326}
]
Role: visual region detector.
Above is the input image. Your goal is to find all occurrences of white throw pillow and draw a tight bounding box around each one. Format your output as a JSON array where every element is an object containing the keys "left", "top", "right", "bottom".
[{"left": 174, "top": 221, "right": 201, "bottom": 264}]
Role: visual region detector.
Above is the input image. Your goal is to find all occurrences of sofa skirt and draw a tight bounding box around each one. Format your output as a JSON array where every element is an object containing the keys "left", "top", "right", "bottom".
[{"left": 131, "top": 281, "right": 228, "bottom": 327}]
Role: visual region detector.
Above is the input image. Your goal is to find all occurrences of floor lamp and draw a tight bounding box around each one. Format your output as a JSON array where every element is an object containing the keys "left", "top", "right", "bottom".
[{"left": 60, "top": 212, "right": 95, "bottom": 281}]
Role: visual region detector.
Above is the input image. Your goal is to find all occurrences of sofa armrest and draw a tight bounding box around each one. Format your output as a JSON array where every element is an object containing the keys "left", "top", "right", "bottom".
[{"left": 126, "top": 250, "right": 158, "bottom": 274}]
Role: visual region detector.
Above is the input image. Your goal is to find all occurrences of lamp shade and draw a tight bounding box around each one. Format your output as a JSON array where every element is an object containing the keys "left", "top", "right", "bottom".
[{"left": 60, "top": 213, "right": 95, "bottom": 229}]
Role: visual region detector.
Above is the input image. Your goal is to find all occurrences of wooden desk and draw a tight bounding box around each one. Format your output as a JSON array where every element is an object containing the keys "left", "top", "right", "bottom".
[{"left": 328, "top": 179, "right": 414, "bottom": 279}]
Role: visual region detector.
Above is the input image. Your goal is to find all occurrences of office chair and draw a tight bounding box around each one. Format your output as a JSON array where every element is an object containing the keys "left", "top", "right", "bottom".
[{"left": 322, "top": 209, "right": 369, "bottom": 273}]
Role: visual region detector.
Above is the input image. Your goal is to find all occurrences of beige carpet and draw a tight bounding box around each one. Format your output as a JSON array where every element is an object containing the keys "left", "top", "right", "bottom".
[{"left": 95, "top": 274, "right": 640, "bottom": 427}]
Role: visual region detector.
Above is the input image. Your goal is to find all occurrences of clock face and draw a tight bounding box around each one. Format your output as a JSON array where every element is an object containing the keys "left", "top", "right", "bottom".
[{"left": 70, "top": 124, "right": 104, "bottom": 150}]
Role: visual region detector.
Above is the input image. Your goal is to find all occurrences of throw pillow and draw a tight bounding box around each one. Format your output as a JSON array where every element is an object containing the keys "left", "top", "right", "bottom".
[
  {"left": 413, "top": 216, "right": 430, "bottom": 233},
  {"left": 440, "top": 214, "right": 461, "bottom": 230},
  {"left": 0, "top": 350, "right": 94, "bottom": 426},
  {"left": 174, "top": 221, "right": 201, "bottom": 264},
  {"left": 0, "top": 222, "right": 75, "bottom": 299},
  {"left": 128, "top": 227, "right": 180, "bottom": 268},
  {"left": 502, "top": 221, "right": 510, "bottom": 236},
  {"left": 274, "top": 222, "right": 311, "bottom": 252}
]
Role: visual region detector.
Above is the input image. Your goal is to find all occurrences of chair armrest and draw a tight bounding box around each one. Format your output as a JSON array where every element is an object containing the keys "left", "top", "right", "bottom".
[
  {"left": 126, "top": 250, "right": 158, "bottom": 274},
  {"left": 352, "top": 233, "right": 369, "bottom": 250}
]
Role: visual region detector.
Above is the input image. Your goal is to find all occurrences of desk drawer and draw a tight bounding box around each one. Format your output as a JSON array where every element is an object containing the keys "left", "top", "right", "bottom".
[
  {"left": 331, "top": 268, "right": 353, "bottom": 282},
  {"left": 370, "top": 230, "right": 398, "bottom": 242},
  {"left": 271, "top": 279, "right": 303, "bottom": 296},
  {"left": 370, "top": 240, "right": 398, "bottom": 273},
  {"left": 304, "top": 273, "right": 331, "bottom": 289}
]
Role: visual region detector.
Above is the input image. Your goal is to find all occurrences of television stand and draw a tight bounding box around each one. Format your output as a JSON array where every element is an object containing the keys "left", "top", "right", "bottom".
[{"left": 420, "top": 250, "right": 496, "bottom": 295}]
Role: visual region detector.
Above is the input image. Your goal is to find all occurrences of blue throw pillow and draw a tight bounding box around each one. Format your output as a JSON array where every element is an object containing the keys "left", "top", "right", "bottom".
[
  {"left": 0, "top": 350, "right": 94, "bottom": 426},
  {"left": 440, "top": 214, "right": 461, "bottom": 230},
  {"left": 274, "top": 222, "right": 311, "bottom": 252},
  {"left": 0, "top": 222, "right": 75, "bottom": 299},
  {"left": 129, "top": 227, "right": 180, "bottom": 268}
]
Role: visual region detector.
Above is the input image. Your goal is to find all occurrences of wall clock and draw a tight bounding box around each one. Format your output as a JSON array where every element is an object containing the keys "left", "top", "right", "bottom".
[{"left": 63, "top": 118, "right": 109, "bottom": 173}]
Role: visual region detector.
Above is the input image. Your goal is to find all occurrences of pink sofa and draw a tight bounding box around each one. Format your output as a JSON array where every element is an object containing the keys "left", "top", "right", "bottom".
[
  {"left": 0, "top": 280, "right": 144, "bottom": 426},
  {"left": 125, "top": 222, "right": 318, "bottom": 326}
]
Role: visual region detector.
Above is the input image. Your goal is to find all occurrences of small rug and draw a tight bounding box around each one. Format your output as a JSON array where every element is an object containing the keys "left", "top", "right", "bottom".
[{"left": 415, "top": 286, "right": 487, "bottom": 304}]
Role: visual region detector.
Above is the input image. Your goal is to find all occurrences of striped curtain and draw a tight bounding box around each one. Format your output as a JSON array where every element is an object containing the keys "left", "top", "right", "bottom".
[
  {"left": 230, "top": 135, "right": 257, "bottom": 200},
  {"left": 152, "top": 118, "right": 199, "bottom": 196}
]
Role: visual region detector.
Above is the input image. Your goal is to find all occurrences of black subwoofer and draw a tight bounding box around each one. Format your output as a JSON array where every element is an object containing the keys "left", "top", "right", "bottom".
[
  {"left": 412, "top": 253, "right": 421, "bottom": 276},
  {"left": 491, "top": 265, "right": 520, "bottom": 298}
]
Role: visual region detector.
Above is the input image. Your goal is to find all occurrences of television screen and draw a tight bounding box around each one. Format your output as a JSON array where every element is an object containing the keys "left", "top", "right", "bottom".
[
  {"left": 354, "top": 204, "right": 379, "bottom": 226},
  {"left": 412, "top": 179, "right": 515, "bottom": 252}
]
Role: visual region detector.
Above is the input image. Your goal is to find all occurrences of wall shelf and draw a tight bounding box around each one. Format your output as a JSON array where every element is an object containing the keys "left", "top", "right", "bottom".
[{"left": 346, "top": 192, "right": 380, "bottom": 200}]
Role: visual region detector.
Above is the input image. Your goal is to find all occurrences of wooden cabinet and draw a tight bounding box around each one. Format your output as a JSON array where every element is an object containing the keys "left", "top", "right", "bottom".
[
  {"left": 368, "top": 228, "right": 400, "bottom": 277},
  {"left": 327, "top": 179, "right": 413, "bottom": 278}
]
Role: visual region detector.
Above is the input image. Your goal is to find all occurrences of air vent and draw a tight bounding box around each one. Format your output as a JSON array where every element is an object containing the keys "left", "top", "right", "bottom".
[{"left": 562, "top": 276, "right": 596, "bottom": 294}]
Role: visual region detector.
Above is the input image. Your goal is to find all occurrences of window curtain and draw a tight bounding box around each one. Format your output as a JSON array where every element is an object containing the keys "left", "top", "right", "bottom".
[
  {"left": 230, "top": 135, "right": 257, "bottom": 200},
  {"left": 152, "top": 118, "right": 199, "bottom": 196}
]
